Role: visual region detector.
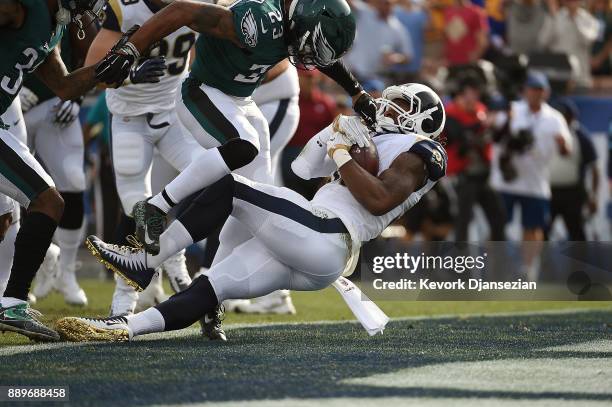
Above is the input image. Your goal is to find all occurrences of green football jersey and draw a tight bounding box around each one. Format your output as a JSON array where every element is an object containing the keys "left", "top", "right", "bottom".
[
  {"left": 0, "top": 0, "right": 63, "bottom": 116},
  {"left": 23, "top": 35, "right": 73, "bottom": 105},
  {"left": 190, "top": 0, "right": 289, "bottom": 97}
]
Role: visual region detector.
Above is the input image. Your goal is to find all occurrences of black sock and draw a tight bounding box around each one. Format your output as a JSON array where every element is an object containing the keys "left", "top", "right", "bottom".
[
  {"left": 58, "top": 191, "right": 84, "bottom": 229},
  {"left": 113, "top": 213, "right": 136, "bottom": 245},
  {"left": 4, "top": 212, "right": 58, "bottom": 301},
  {"left": 155, "top": 276, "right": 218, "bottom": 331}
]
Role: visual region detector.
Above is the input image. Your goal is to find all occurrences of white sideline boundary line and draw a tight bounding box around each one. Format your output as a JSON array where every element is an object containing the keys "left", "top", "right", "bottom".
[{"left": 0, "top": 307, "right": 610, "bottom": 355}]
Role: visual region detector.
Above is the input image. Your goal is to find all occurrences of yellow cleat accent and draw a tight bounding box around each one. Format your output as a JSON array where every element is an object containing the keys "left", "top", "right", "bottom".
[{"left": 56, "top": 317, "right": 130, "bottom": 342}]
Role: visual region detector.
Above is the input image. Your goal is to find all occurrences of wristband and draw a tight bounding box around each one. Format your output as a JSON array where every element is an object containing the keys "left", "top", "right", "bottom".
[{"left": 332, "top": 148, "right": 352, "bottom": 168}]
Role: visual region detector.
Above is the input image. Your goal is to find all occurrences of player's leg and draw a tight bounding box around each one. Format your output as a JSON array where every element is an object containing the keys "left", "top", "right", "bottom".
[
  {"left": 32, "top": 98, "right": 87, "bottom": 305},
  {"left": 61, "top": 215, "right": 348, "bottom": 341},
  {"left": 237, "top": 96, "right": 300, "bottom": 314},
  {"left": 0, "top": 99, "right": 63, "bottom": 342},
  {"left": 109, "top": 114, "right": 155, "bottom": 316},
  {"left": 259, "top": 96, "right": 300, "bottom": 186},
  {"left": 86, "top": 174, "right": 351, "bottom": 292},
  {"left": 136, "top": 81, "right": 263, "bottom": 254},
  {"left": 0, "top": 212, "right": 18, "bottom": 296}
]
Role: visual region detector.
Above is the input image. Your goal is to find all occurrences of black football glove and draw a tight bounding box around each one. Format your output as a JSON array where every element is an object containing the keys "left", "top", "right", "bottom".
[
  {"left": 95, "top": 25, "right": 141, "bottom": 86},
  {"left": 353, "top": 92, "right": 378, "bottom": 130},
  {"left": 130, "top": 56, "right": 166, "bottom": 84}
]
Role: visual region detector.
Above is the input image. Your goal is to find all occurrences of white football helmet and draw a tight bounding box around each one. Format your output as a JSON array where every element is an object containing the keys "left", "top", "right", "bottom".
[{"left": 376, "top": 83, "right": 446, "bottom": 139}]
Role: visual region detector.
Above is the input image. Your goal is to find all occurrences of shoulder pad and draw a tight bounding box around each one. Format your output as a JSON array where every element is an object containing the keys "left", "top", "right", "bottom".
[{"left": 408, "top": 138, "right": 447, "bottom": 181}]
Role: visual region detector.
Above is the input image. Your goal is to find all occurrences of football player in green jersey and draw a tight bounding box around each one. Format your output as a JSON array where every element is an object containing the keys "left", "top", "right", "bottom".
[
  {"left": 0, "top": 0, "right": 160, "bottom": 342},
  {"left": 93, "top": 0, "right": 377, "bottom": 259}
]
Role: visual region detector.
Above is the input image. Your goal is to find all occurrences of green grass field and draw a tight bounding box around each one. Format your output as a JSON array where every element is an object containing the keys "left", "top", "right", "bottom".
[{"left": 1, "top": 279, "right": 611, "bottom": 406}]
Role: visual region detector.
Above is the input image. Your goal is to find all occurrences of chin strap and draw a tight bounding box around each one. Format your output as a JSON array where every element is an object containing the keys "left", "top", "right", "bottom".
[{"left": 55, "top": 5, "right": 86, "bottom": 40}]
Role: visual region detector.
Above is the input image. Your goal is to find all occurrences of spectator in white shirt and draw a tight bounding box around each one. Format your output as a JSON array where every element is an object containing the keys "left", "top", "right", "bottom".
[
  {"left": 490, "top": 72, "right": 572, "bottom": 276},
  {"left": 345, "top": 0, "right": 414, "bottom": 83},
  {"left": 539, "top": 0, "right": 600, "bottom": 88}
]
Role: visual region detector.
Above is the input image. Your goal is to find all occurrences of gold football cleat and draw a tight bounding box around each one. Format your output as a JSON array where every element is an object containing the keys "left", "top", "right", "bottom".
[{"left": 56, "top": 317, "right": 132, "bottom": 342}]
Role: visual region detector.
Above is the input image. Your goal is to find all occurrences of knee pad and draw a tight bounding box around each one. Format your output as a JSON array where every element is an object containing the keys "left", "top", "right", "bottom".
[
  {"left": 113, "top": 133, "right": 147, "bottom": 176},
  {"left": 58, "top": 192, "right": 84, "bottom": 229},
  {"left": 218, "top": 139, "right": 258, "bottom": 171}
]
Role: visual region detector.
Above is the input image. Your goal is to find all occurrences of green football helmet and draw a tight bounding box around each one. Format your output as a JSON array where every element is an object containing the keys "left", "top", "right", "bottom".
[{"left": 286, "top": 0, "right": 356, "bottom": 69}]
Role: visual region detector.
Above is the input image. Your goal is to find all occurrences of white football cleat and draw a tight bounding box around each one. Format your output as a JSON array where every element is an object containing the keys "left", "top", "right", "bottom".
[
  {"left": 162, "top": 250, "right": 192, "bottom": 293},
  {"left": 134, "top": 271, "right": 168, "bottom": 312},
  {"left": 32, "top": 243, "right": 60, "bottom": 300},
  {"left": 110, "top": 276, "right": 138, "bottom": 317},
  {"left": 234, "top": 291, "right": 296, "bottom": 315},
  {"left": 55, "top": 262, "right": 88, "bottom": 306},
  {"left": 223, "top": 299, "right": 251, "bottom": 313}
]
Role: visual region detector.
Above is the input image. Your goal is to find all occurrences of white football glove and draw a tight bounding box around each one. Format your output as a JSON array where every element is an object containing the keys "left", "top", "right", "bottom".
[
  {"left": 52, "top": 99, "right": 81, "bottom": 128},
  {"left": 332, "top": 115, "right": 371, "bottom": 148},
  {"left": 19, "top": 87, "right": 39, "bottom": 113}
]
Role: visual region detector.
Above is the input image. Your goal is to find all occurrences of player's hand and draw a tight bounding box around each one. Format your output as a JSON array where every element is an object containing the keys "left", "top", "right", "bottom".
[
  {"left": 0, "top": 213, "right": 12, "bottom": 243},
  {"left": 129, "top": 56, "right": 166, "bottom": 84},
  {"left": 51, "top": 98, "right": 81, "bottom": 128},
  {"left": 326, "top": 131, "right": 352, "bottom": 159},
  {"left": 332, "top": 115, "right": 371, "bottom": 148},
  {"left": 96, "top": 25, "right": 141, "bottom": 86},
  {"left": 19, "top": 87, "right": 39, "bottom": 113},
  {"left": 352, "top": 92, "right": 378, "bottom": 130}
]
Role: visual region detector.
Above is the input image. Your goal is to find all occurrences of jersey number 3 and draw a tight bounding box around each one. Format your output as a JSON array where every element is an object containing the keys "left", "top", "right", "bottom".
[{"left": 1, "top": 48, "right": 39, "bottom": 95}]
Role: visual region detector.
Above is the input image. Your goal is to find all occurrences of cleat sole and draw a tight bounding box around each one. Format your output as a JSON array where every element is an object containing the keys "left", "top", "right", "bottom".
[
  {"left": 56, "top": 318, "right": 129, "bottom": 342},
  {"left": 85, "top": 238, "right": 144, "bottom": 292},
  {"left": 0, "top": 321, "right": 59, "bottom": 342}
]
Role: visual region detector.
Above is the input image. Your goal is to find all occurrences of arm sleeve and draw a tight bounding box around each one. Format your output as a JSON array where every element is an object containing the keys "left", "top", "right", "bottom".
[
  {"left": 102, "top": 0, "right": 122, "bottom": 32},
  {"left": 291, "top": 125, "right": 338, "bottom": 179},
  {"left": 318, "top": 60, "right": 363, "bottom": 97}
]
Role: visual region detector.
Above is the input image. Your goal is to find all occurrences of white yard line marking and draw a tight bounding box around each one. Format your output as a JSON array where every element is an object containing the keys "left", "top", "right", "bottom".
[
  {"left": 538, "top": 339, "right": 612, "bottom": 353},
  {"left": 341, "top": 358, "right": 612, "bottom": 395},
  {"left": 152, "top": 397, "right": 612, "bottom": 407}
]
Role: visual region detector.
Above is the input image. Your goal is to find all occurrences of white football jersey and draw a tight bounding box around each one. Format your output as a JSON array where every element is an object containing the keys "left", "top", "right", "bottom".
[
  {"left": 104, "top": 0, "right": 197, "bottom": 116},
  {"left": 311, "top": 132, "right": 437, "bottom": 243}
]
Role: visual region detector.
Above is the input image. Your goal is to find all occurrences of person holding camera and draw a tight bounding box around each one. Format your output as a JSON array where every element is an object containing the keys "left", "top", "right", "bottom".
[
  {"left": 489, "top": 72, "right": 571, "bottom": 276},
  {"left": 445, "top": 76, "right": 506, "bottom": 241}
]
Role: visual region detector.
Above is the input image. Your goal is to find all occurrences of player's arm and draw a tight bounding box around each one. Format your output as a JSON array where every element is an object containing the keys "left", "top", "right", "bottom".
[
  {"left": 34, "top": 47, "right": 97, "bottom": 101},
  {"left": 332, "top": 137, "right": 447, "bottom": 216},
  {"left": 85, "top": 29, "right": 122, "bottom": 67},
  {"left": 127, "top": 0, "right": 238, "bottom": 53},
  {"left": 69, "top": 13, "right": 98, "bottom": 69},
  {"left": 318, "top": 60, "right": 378, "bottom": 128},
  {"left": 340, "top": 152, "right": 427, "bottom": 216}
]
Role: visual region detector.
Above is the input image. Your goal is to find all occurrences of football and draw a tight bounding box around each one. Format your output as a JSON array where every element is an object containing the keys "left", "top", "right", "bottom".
[{"left": 349, "top": 142, "right": 379, "bottom": 175}]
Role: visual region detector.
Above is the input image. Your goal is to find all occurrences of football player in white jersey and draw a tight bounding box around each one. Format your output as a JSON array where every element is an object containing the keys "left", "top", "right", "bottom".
[
  {"left": 57, "top": 83, "right": 448, "bottom": 342},
  {"left": 84, "top": 0, "right": 206, "bottom": 317}
]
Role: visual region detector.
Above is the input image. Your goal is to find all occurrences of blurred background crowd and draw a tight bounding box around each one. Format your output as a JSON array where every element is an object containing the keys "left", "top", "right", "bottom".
[{"left": 81, "top": 0, "right": 612, "bottom": 274}]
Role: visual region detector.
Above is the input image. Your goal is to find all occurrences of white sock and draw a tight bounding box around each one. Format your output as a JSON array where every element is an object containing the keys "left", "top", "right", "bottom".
[
  {"left": 0, "top": 222, "right": 18, "bottom": 296},
  {"left": 149, "top": 148, "right": 230, "bottom": 212},
  {"left": 126, "top": 307, "right": 165, "bottom": 337},
  {"left": 1, "top": 296, "right": 27, "bottom": 308},
  {"left": 146, "top": 221, "right": 194, "bottom": 269},
  {"left": 55, "top": 226, "right": 84, "bottom": 272}
]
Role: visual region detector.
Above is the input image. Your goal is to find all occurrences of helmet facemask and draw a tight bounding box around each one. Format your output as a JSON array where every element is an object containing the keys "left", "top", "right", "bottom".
[
  {"left": 375, "top": 84, "right": 445, "bottom": 139},
  {"left": 58, "top": 0, "right": 106, "bottom": 39},
  {"left": 288, "top": 23, "right": 339, "bottom": 70}
]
